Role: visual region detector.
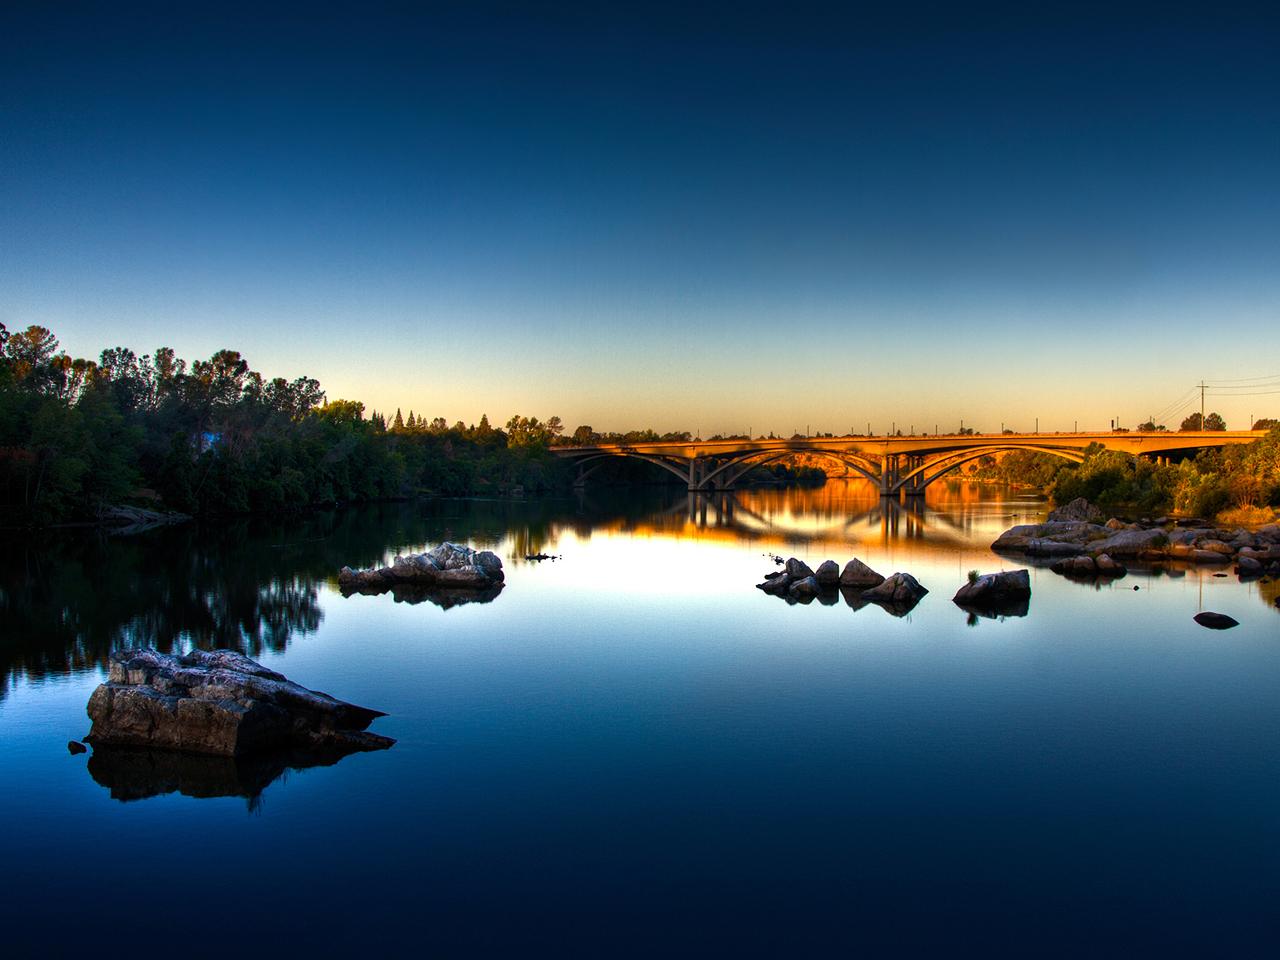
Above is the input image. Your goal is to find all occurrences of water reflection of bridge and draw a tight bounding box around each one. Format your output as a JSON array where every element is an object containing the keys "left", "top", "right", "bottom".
[{"left": 662, "top": 489, "right": 988, "bottom": 547}]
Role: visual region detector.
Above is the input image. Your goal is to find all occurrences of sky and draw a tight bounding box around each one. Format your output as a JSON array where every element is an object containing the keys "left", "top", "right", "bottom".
[{"left": 2, "top": 1, "right": 1278, "bottom": 435}]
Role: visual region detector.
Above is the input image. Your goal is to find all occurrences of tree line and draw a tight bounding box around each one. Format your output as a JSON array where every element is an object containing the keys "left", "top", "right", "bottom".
[
  {"left": 970, "top": 431, "right": 1280, "bottom": 519},
  {"left": 0, "top": 324, "right": 584, "bottom": 524}
]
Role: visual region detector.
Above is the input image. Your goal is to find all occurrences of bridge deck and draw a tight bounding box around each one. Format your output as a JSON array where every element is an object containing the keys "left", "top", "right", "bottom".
[{"left": 554, "top": 431, "right": 1263, "bottom": 459}]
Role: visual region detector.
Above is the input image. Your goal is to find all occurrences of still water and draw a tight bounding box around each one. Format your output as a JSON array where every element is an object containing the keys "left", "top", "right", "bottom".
[{"left": 2, "top": 481, "right": 1277, "bottom": 954}]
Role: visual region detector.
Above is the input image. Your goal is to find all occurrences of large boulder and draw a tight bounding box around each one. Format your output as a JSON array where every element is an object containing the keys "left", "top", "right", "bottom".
[
  {"left": 839, "top": 558, "right": 885, "bottom": 588},
  {"left": 1084, "top": 528, "right": 1168, "bottom": 558},
  {"left": 992, "top": 521, "right": 1102, "bottom": 553},
  {"left": 952, "top": 569, "right": 1030, "bottom": 610},
  {"left": 814, "top": 560, "right": 841, "bottom": 587},
  {"left": 87, "top": 649, "right": 395, "bottom": 757},
  {"left": 862, "top": 572, "right": 928, "bottom": 606},
  {"left": 1047, "top": 498, "right": 1103, "bottom": 523}
]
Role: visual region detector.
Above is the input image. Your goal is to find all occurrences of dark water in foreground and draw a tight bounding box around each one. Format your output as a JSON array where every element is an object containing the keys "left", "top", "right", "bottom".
[{"left": 2, "top": 481, "right": 1278, "bottom": 955}]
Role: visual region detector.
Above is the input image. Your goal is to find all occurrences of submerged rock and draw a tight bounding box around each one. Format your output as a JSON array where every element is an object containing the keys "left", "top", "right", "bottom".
[
  {"left": 1193, "top": 611, "right": 1239, "bottom": 630},
  {"left": 87, "top": 649, "right": 395, "bottom": 757}
]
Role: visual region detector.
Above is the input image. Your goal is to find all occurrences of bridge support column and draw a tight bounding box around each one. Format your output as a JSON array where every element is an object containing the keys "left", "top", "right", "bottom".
[
  {"left": 904, "top": 455, "right": 926, "bottom": 497},
  {"left": 687, "top": 458, "right": 701, "bottom": 492},
  {"left": 880, "top": 454, "right": 899, "bottom": 497}
]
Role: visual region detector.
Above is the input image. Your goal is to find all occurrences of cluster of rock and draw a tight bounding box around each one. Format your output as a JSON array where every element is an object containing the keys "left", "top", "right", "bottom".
[
  {"left": 339, "top": 542, "right": 505, "bottom": 594},
  {"left": 992, "top": 499, "right": 1280, "bottom": 579},
  {"left": 86, "top": 649, "right": 395, "bottom": 757},
  {"left": 757, "top": 557, "right": 928, "bottom": 614}
]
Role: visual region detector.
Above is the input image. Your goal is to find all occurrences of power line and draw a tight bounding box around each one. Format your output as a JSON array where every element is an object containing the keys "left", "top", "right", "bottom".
[
  {"left": 1208, "top": 387, "right": 1280, "bottom": 397},
  {"left": 1203, "top": 372, "right": 1280, "bottom": 385}
]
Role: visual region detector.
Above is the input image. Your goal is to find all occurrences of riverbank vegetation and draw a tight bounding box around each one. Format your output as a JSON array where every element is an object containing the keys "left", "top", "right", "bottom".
[
  {"left": 973, "top": 429, "right": 1280, "bottom": 520},
  {"left": 0, "top": 324, "right": 832, "bottom": 526},
  {"left": 0, "top": 324, "right": 581, "bottom": 524}
]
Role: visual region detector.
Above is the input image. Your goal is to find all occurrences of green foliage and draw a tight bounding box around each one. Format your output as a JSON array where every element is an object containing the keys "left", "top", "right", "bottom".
[
  {"left": 0, "top": 325, "right": 575, "bottom": 524},
  {"left": 1180, "top": 411, "right": 1226, "bottom": 431},
  {"left": 743, "top": 463, "right": 827, "bottom": 487},
  {"left": 967, "top": 569, "right": 979, "bottom": 583},
  {"left": 971, "top": 449, "right": 1073, "bottom": 488},
  {"left": 1045, "top": 426, "right": 1280, "bottom": 518}
]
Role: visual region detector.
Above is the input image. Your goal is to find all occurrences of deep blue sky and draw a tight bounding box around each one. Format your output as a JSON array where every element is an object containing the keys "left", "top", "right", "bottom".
[{"left": 2, "top": 1, "right": 1277, "bottom": 432}]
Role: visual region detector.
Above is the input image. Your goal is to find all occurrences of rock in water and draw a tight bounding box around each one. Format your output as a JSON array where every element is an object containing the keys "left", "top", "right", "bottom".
[
  {"left": 1193, "top": 612, "right": 1239, "bottom": 630},
  {"left": 67, "top": 740, "right": 87, "bottom": 755},
  {"left": 785, "top": 558, "right": 815, "bottom": 580},
  {"left": 814, "top": 560, "right": 841, "bottom": 587},
  {"left": 952, "top": 570, "right": 1031, "bottom": 607},
  {"left": 87, "top": 649, "right": 395, "bottom": 757},
  {"left": 339, "top": 542, "right": 504, "bottom": 597},
  {"left": 756, "top": 571, "right": 791, "bottom": 595},
  {"left": 839, "top": 558, "right": 885, "bottom": 588},
  {"left": 861, "top": 572, "right": 928, "bottom": 605}
]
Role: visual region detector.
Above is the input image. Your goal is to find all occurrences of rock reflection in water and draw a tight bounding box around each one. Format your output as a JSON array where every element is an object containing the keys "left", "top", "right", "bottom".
[
  {"left": 87, "top": 743, "right": 375, "bottom": 810},
  {"left": 956, "top": 599, "right": 1031, "bottom": 624},
  {"left": 341, "top": 582, "right": 504, "bottom": 609}
]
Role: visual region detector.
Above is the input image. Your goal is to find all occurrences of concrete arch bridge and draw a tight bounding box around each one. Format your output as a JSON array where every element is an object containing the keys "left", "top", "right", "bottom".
[{"left": 554, "top": 431, "right": 1264, "bottom": 497}]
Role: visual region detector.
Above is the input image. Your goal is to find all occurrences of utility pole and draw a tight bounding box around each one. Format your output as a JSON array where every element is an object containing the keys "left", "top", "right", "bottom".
[
  {"left": 1200, "top": 380, "right": 1206, "bottom": 430},
  {"left": 1035, "top": 417, "right": 1038, "bottom": 433}
]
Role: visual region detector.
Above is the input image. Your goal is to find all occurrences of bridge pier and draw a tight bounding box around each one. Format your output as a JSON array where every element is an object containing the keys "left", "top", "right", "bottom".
[
  {"left": 904, "top": 455, "right": 926, "bottom": 497},
  {"left": 879, "top": 454, "right": 899, "bottom": 497}
]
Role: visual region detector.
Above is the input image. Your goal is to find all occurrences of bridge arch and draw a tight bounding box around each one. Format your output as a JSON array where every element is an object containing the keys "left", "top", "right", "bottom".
[
  {"left": 567, "top": 451, "right": 695, "bottom": 486},
  {"left": 701, "top": 449, "right": 881, "bottom": 490},
  {"left": 894, "top": 444, "right": 1086, "bottom": 493}
]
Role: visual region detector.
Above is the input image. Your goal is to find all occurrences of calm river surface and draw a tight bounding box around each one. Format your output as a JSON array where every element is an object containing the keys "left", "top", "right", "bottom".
[{"left": 2, "top": 481, "right": 1277, "bottom": 954}]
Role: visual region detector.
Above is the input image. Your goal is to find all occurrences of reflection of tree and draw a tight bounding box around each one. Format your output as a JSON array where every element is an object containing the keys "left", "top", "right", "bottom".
[
  {"left": 1258, "top": 577, "right": 1279, "bottom": 615},
  {"left": 0, "top": 495, "right": 669, "bottom": 697},
  {"left": 0, "top": 525, "right": 325, "bottom": 698}
]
